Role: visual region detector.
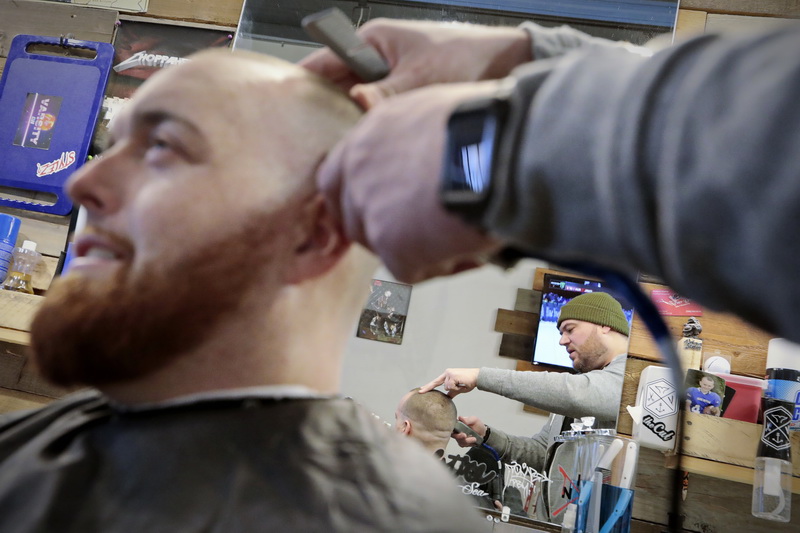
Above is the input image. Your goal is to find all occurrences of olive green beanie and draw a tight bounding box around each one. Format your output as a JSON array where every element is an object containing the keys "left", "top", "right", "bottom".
[{"left": 557, "top": 292, "right": 630, "bottom": 336}]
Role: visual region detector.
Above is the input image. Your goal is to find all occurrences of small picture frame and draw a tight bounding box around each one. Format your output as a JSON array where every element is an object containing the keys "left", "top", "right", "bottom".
[
  {"left": 356, "top": 279, "right": 412, "bottom": 345},
  {"left": 684, "top": 369, "right": 726, "bottom": 416}
]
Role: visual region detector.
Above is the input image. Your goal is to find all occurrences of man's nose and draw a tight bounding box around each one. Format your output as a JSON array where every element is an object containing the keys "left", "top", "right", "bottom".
[
  {"left": 559, "top": 332, "right": 569, "bottom": 346},
  {"left": 65, "top": 149, "right": 124, "bottom": 215}
]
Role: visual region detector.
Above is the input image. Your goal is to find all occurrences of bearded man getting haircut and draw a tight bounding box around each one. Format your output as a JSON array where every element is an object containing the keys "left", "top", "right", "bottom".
[{"left": 0, "top": 50, "right": 486, "bottom": 533}]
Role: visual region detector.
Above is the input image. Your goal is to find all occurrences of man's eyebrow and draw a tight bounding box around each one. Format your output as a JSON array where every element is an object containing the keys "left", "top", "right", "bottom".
[{"left": 132, "top": 110, "right": 204, "bottom": 137}]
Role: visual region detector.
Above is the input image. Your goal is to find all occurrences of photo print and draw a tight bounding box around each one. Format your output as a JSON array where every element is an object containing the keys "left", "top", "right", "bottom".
[
  {"left": 356, "top": 279, "right": 412, "bottom": 345},
  {"left": 684, "top": 369, "right": 726, "bottom": 416}
]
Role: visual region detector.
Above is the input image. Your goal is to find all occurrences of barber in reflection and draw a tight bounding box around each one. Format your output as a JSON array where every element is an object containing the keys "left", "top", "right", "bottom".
[{"left": 420, "top": 292, "right": 630, "bottom": 471}]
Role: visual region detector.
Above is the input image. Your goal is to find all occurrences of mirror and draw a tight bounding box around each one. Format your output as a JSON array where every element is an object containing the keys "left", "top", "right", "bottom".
[
  {"left": 235, "top": 0, "right": 678, "bottom": 54},
  {"left": 234, "top": 0, "right": 676, "bottom": 528}
]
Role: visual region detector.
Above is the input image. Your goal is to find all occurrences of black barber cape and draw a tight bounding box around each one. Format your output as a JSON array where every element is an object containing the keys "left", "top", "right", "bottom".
[{"left": 0, "top": 390, "right": 486, "bottom": 532}]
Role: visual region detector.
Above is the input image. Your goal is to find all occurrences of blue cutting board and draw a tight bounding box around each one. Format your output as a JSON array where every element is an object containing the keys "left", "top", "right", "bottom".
[{"left": 0, "top": 35, "right": 114, "bottom": 215}]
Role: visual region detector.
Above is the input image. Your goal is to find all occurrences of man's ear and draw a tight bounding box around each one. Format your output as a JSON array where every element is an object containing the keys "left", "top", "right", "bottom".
[
  {"left": 401, "top": 419, "right": 412, "bottom": 436},
  {"left": 285, "top": 194, "right": 350, "bottom": 284}
]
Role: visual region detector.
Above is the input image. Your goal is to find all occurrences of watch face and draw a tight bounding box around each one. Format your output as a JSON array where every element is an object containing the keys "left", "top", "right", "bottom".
[{"left": 442, "top": 108, "right": 499, "bottom": 196}]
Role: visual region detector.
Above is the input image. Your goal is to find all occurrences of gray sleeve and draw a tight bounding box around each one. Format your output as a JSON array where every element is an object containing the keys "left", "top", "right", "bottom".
[
  {"left": 487, "top": 25, "right": 800, "bottom": 339},
  {"left": 476, "top": 355, "right": 625, "bottom": 421},
  {"left": 519, "top": 21, "right": 649, "bottom": 60},
  {"left": 484, "top": 415, "right": 553, "bottom": 472}
]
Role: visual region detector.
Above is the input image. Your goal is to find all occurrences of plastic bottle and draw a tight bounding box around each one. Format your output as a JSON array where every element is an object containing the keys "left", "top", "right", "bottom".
[
  {"left": 751, "top": 398, "right": 792, "bottom": 522},
  {"left": 1, "top": 240, "right": 41, "bottom": 294}
]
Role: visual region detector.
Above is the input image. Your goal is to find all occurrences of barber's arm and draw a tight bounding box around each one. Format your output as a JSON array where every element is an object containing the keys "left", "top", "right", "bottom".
[
  {"left": 299, "top": 19, "right": 628, "bottom": 109},
  {"left": 300, "top": 19, "right": 532, "bottom": 109},
  {"left": 477, "top": 357, "right": 625, "bottom": 421},
  {"left": 482, "top": 418, "right": 551, "bottom": 470},
  {"left": 452, "top": 415, "right": 550, "bottom": 472},
  {"left": 317, "top": 24, "right": 800, "bottom": 344},
  {"left": 485, "top": 25, "right": 800, "bottom": 340}
]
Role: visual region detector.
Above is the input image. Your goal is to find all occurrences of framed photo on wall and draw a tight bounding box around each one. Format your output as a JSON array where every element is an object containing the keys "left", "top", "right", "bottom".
[{"left": 356, "top": 279, "right": 412, "bottom": 345}]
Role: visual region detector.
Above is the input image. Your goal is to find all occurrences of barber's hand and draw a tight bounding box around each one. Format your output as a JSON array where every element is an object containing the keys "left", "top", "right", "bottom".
[
  {"left": 317, "top": 82, "right": 504, "bottom": 284},
  {"left": 300, "top": 18, "right": 531, "bottom": 109},
  {"left": 419, "top": 368, "right": 480, "bottom": 398},
  {"left": 452, "top": 415, "right": 488, "bottom": 447}
]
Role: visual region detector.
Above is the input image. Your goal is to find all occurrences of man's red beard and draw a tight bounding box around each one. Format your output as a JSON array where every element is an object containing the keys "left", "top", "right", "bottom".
[
  {"left": 570, "top": 329, "right": 609, "bottom": 373},
  {"left": 30, "top": 206, "right": 297, "bottom": 388}
]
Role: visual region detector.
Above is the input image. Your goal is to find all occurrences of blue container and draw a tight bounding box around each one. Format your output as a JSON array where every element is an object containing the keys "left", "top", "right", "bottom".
[{"left": 0, "top": 213, "right": 21, "bottom": 283}]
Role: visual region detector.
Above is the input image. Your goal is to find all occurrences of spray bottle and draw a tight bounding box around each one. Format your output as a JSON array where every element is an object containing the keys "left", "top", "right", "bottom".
[{"left": 751, "top": 398, "right": 792, "bottom": 522}]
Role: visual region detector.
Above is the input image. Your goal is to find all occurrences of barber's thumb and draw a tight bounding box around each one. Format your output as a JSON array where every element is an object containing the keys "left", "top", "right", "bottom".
[
  {"left": 350, "top": 83, "right": 390, "bottom": 110},
  {"left": 349, "top": 74, "right": 412, "bottom": 109}
]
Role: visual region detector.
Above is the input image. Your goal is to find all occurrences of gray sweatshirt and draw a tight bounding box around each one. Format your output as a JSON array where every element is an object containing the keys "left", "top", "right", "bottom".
[
  {"left": 475, "top": 354, "right": 626, "bottom": 471},
  {"left": 490, "top": 22, "right": 800, "bottom": 343}
]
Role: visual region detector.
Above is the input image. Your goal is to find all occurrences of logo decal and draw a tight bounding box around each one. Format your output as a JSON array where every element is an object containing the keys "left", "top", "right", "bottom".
[
  {"left": 114, "top": 51, "right": 189, "bottom": 72},
  {"left": 14, "top": 93, "right": 63, "bottom": 150},
  {"left": 762, "top": 406, "right": 792, "bottom": 450},
  {"left": 644, "top": 378, "right": 678, "bottom": 417},
  {"left": 37, "top": 151, "right": 77, "bottom": 177}
]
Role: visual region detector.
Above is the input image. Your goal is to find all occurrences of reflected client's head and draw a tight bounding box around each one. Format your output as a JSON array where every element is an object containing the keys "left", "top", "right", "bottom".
[{"left": 395, "top": 387, "right": 458, "bottom": 455}]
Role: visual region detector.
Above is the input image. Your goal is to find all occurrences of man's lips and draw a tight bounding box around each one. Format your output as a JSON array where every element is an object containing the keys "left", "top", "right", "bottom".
[
  {"left": 66, "top": 233, "right": 132, "bottom": 275},
  {"left": 73, "top": 232, "right": 131, "bottom": 261}
]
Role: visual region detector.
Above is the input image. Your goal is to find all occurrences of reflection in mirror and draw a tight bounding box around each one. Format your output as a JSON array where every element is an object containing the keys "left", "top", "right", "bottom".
[
  {"left": 235, "top": 0, "right": 678, "bottom": 56},
  {"left": 234, "top": 1, "right": 676, "bottom": 528}
]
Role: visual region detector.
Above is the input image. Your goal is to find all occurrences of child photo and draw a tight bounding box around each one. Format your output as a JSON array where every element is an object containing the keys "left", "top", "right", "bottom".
[{"left": 684, "top": 369, "right": 726, "bottom": 416}]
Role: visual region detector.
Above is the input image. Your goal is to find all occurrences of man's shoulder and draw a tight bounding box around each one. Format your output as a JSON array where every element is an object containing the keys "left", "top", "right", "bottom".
[
  {"left": 0, "top": 395, "right": 487, "bottom": 532},
  {"left": 0, "top": 389, "right": 104, "bottom": 434}
]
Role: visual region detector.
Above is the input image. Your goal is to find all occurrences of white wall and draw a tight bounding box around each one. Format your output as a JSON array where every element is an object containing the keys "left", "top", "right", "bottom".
[{"left": 340, "top": 259, "right": 551, "bottom": 454}]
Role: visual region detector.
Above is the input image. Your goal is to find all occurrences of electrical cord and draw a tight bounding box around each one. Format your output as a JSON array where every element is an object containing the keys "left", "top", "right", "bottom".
[{"left": 553, "top": 261, "right": 686, "bottom": 533}]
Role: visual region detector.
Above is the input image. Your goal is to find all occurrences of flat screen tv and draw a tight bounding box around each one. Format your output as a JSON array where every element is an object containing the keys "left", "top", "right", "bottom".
[{"left": 532, "top": 273, "right": 635, "bottom": 371}]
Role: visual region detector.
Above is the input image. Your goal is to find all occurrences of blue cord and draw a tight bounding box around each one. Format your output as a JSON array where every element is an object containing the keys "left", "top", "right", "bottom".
[
  {"left": 552, "top": 262, "right": 686, "bottom": 533},
  {"left": 482, "top": 442, "right": 501, "bottom": 462}
]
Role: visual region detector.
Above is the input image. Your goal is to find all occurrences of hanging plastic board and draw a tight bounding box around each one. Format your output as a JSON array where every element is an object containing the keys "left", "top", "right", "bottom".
[{"left": 0, "top": 35, "right": 114, "bottom": 215}]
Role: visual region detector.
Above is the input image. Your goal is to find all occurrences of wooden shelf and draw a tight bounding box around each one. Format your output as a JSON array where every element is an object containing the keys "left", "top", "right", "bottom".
[
  {"left": 664, "top": 454, "right": 800, "bottom": 494},
  {"left": 0, "top": 290, "right": 44, "bottom": 346}
]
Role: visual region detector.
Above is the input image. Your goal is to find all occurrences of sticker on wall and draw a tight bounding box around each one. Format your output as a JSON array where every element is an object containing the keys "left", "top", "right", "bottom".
[
  {"left": 107, "top": 19, "right": 232, "bottom": 100},
  {"left": 13, "top": 93, "right": 63, "bottom": 150},
  {"left": 356, "top": 279, "right": 412, "bottom": 345},
  {"left": 650, "top": 289, "right": 703, "bottom": 316}
]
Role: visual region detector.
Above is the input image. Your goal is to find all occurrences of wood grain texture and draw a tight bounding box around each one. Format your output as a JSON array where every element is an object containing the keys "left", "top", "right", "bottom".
[
  {"left": 705, "top": 12, "right": 799, "bottom": 33},
  {"left": 675, "top": 9, "right": 708, "bottom": 41},
  {"left": 618, "top": 356, "right": 651, "bottom": 435},
  {"left": 0, "top": 386, "right": 51, "bottom": 414},
  {"left": 633, "top": 447, "right": 800, "bottom": 532},
  {"left": 0, "top": 342, "right": 73, "bottom": 400},
  {"left": 0, "top": 291, "right": 43, "bottom": 333},
  {"left": 142, "top": 0, "right": 243, "bottom": 26},
  {"left": 680, "top": 0, "right": 799, "bottom": 17},
  {"left": 0, "top": 1, "right": 116, "bottom": 58},
  {"left": 498, "top": 333, "right": 534, "bottom": 361},
  {"left": 665, "top": 454, "right": 800, "bottom": 493},
  {"left": 681, "top": 411, "right": 800, "bottom": 476},
  {"left": 514, "top": 288, "right": 541, "bottom": 314},
  {"left": 494, "top": 308, "right": 538, "bottom": 337}
]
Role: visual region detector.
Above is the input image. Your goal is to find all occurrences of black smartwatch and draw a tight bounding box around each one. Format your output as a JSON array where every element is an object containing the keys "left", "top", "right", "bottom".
[
  {"left": 439, "top": 62, "right": 553, "bottom": 232},
  {"left": 439, "top": 89, "right": 512, "bottom": 227}
]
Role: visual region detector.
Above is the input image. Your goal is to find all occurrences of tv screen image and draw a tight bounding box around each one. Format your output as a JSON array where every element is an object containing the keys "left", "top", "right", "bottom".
[{"left": 532, "top": 273, "right": 635, "bottom": 371}]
